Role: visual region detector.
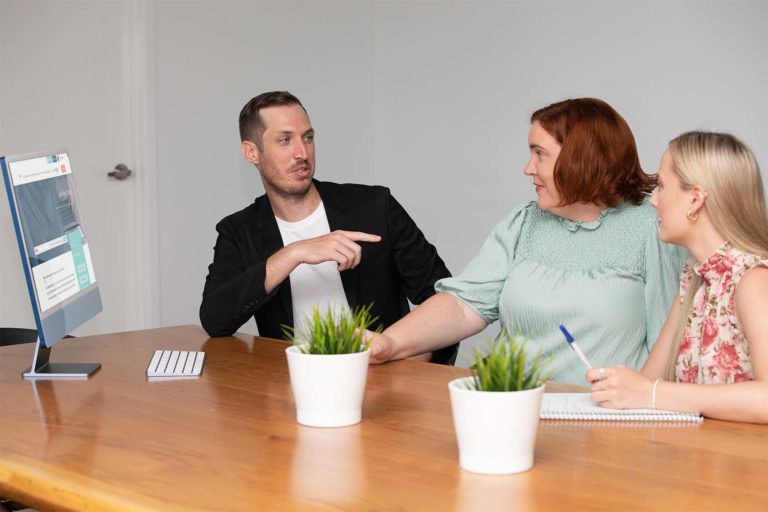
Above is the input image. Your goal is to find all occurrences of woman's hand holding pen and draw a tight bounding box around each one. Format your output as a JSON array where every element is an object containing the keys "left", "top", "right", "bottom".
[
  {"left": 586, "top": 365, "right": 655, "bottom": 409},
  {"left": 561, "top": 325, "right": 657, "bottom": 409}
]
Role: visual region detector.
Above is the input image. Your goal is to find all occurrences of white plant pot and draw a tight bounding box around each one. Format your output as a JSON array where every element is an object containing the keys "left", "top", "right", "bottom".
[
  {"left": 285, "top": 346, "right": 370, "bottom": 427},
  {"left": 449, "top": 376, "right": 545, "bottom": 474}
]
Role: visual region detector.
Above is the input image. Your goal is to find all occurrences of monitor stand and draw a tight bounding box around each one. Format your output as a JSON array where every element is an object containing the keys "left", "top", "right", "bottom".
[{"left": 22, "top": 338, "right": 101, "bottom": 379}]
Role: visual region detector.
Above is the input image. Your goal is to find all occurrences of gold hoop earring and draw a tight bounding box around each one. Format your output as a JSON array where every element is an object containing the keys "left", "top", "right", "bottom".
[{"left": 687, "top": 209, "right": 698, "bottom": 222}]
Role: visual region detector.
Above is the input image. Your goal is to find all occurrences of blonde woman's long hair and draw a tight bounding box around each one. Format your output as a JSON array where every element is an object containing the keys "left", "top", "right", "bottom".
[{"left": 665, "top": 131, "right": 768, "bottom": 380}]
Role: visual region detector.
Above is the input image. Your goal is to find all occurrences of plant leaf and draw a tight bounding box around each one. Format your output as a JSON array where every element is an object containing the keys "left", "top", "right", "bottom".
[{"left": 469, "top": 329, "right": 554, "bottom": 392}]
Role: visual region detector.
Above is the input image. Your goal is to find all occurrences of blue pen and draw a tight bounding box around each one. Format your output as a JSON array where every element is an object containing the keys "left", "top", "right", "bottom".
[{"left": 559, "top": 324, "right": 592, "bottom": 369}]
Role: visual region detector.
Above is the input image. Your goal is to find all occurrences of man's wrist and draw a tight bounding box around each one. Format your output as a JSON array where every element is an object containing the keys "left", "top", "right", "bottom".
[
  {"left": 265, "top": 245, "right": 299, "bottom": 294},
  {"left": 276, "top": 243, "right": 301, "bottom": 270}
]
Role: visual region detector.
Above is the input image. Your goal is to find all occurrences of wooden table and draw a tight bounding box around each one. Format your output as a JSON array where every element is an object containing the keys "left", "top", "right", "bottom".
[{"left": 1, "top": 325, "right": 766, "bottom": 511}]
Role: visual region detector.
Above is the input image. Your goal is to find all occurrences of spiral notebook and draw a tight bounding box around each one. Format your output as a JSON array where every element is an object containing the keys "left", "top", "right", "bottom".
[{"left": 540, "top": 393, "right": 703, "bottom": 422}]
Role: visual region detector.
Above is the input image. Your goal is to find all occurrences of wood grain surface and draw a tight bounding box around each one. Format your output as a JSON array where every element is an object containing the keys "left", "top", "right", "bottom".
[{"left": 1, "top": 325, "right": 766, "bottom": 511}]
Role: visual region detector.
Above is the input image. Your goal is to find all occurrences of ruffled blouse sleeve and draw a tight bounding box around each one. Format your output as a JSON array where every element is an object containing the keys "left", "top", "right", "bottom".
[
  {"left": 643, "top": 219, "right": 689, "bottom": 350},
  {"left": 435, "top": 203, "right": 530, "bottom": 324}
]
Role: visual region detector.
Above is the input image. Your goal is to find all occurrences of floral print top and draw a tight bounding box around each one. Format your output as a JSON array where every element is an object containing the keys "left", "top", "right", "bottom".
[{"left": 676, "top": 243, "right": 768, "bottom": 384}]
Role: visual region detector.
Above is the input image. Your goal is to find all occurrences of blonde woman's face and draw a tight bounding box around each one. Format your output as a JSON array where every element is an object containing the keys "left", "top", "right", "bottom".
[{"left": 651, "top": 149, "right": 693, "bottom": 244}]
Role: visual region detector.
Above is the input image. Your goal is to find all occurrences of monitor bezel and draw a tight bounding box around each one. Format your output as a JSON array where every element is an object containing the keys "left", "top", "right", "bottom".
[{"left": 1, "top": 150, "right": 102, "bottom": 348}]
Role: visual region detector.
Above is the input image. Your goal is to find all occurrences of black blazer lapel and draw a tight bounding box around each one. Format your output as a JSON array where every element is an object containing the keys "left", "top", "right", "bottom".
[
  {"left": 317, "top": 181, "right": 359, "bottom": 309},
  {"left": 253, "top": 194, "right": 294, "bottom": 327}
]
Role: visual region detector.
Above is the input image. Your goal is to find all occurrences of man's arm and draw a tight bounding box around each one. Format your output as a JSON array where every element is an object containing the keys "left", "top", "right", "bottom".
[
  {"left": 200, "top": 219, "right": 380, "bottom": 337},
  {"left": 199, "top": 221, "right": 272, "bottom": 337},
  {"left": 265, "top": 231, "right": 381, "bottom": 293},
  {"left": 385, "top": 192, "right": 458, "bottom": 364},
  {"left": 386, "top": 193, "right": 451, "bottom": 303}
]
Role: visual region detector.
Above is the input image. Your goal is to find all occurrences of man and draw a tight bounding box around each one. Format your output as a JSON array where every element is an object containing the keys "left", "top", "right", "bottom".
[{"left": 200, "top": 91, "right": 457, "bottom": 364}]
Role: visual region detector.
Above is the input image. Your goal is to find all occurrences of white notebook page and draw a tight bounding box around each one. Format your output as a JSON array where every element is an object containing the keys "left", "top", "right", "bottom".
[{"left": 540, "top": 393, "right": 703, "bottom": 422}]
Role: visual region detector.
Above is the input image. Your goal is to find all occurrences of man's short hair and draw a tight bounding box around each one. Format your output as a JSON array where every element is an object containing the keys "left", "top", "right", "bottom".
[{"left": 239, "top": 91, "right": 308, "bottom": 149}]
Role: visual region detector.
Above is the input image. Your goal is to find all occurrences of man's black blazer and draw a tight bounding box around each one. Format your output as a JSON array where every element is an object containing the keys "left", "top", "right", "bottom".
[{"left": 200, "top": 180, "right": 458, "bottom": 365}]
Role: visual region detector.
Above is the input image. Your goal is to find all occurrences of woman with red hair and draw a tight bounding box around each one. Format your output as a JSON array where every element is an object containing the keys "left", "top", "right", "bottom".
[{"left": 371, "top": 98, "right": 687, "bottom": 384}]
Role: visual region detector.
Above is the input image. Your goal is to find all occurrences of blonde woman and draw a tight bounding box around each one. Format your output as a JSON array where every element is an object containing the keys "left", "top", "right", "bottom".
[{"left": 588, "top": 131, "right": 768, "bottom": 424}]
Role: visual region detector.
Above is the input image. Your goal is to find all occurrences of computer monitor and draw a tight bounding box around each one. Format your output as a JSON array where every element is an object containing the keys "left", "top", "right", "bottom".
[{"left": 1, "top": 150, "right": 102, "bottom": 379}]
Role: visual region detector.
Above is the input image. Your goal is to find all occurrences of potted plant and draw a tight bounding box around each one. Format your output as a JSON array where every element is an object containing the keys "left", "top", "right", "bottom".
[
  {"left": 284, "top": 304, "right": 379, "bottom": 427},
  {"left": 448, "top": 330, "right": 553, "bottom": 474}
]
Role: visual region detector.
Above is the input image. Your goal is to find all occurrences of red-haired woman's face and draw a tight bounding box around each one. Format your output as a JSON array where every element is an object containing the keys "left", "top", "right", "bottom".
[{"left": 524, "top": 122, "right": 562, "bottom": 211}]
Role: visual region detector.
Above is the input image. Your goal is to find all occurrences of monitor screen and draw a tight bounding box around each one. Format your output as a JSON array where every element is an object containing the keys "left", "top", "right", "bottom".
[{"left": 1, "top": 151, "right": 102, "bottom": 348}]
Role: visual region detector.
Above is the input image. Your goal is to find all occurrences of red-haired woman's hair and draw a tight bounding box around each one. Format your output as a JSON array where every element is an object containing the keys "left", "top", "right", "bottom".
[{"left": 531, "top": 98, "right": 655, "bottom": 207}]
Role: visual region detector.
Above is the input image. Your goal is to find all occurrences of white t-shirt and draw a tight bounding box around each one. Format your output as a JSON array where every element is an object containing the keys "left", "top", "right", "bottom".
[{"left": 275, "top": 202, "right": 349, "bottom": 338}]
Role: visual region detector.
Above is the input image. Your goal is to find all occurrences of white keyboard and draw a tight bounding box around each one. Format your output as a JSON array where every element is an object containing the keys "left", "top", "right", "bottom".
[{"left": 147, "top": 350, "right": 205, "bottom": 378}]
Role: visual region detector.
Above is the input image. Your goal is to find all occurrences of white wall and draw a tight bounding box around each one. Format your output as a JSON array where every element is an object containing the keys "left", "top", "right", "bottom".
[
  {"left": 0, "top": 1, "right": 145, "bottom": 337},
  {"left": 154, "top": 0, "right": 767, "bottom": 365}
]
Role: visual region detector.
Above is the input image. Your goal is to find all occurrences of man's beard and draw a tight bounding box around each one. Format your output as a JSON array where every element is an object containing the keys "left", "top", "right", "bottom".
[{"left": 259, "top": 160, "right": 314, "bottom": 199}]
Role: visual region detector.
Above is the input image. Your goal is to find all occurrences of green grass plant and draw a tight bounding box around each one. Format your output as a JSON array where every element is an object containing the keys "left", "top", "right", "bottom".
[
  {"left": 468, "top": 330, "right": 553, "bottom": 392},
  {"left": 283, "top": 304, "right": 381, "bottom": 355}
]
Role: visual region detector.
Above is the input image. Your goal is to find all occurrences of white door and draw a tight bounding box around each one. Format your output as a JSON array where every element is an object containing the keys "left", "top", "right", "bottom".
[{"left": 0, "top": 1, "right": 157, "bottom": 336}]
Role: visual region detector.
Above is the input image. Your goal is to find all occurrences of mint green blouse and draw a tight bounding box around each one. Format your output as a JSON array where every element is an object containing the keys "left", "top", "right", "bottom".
[{"left": 436, "top": 199, "right": 688, "bottom": 385}]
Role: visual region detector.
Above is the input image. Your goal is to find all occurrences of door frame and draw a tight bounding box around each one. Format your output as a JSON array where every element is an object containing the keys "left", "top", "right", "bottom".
[{"left": 123, "top": 0, "right": 159, "bottom": 328}]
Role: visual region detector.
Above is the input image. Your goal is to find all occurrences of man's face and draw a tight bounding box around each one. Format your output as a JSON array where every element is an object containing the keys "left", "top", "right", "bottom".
[{"left": 245, "top": 104, "right": 316, "bottom": 198}]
